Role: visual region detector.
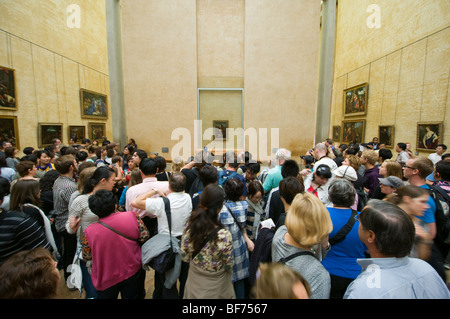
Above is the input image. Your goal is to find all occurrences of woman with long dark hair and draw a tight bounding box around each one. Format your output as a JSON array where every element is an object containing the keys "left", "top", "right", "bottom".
[
  {"left": 181, "top": 184, "right": 235, "bottom": 299},
  {"left": 65, "top": 166, "right": 116, "bottom": 298}
]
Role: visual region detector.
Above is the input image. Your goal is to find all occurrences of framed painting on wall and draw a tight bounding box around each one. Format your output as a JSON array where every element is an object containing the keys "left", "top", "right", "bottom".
[
  {"left": 69, "top": 126, "right": 86, "bottom": 143},
  {"left": 80, "top": 89, "right": 108, "bottom": 119},
  {"left": 0, "top": 115, "right": 19, "bottom": 149},
  {"left": 38, "top": 123, "right": 63, "bottom": 148},
  {"left": 332, "top": 126, "right": 341, "bottom": 142},
  {"left": 88, "top": 122, "right": 106, "bottom": 144},
  {"left": 416, "top": 122, "right": 443, "bottom": 151},
  {"left": 342, "top": 119, "right": 365, "bottom": 144},
  {"left": 344, "top": 83, "right": 368, "bottom": 117},
  {"left": 0, "top": 66, "right": 17, "bottom": 110},
  {"left": 378, "top": 125, "right": 395, "bottom": 148},
  {"left": 213, "top": 120, "right": 229, "bottom": 141}
]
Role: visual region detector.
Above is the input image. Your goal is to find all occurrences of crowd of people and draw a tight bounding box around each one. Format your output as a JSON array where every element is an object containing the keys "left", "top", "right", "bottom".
[{"left": 0, "top": 136, "right": 449, "bottom": 299}]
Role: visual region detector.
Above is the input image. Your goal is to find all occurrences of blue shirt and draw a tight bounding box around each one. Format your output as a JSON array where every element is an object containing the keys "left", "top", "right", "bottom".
[
  {"left": 344, "top": 257, "right": 450, "bottom": 299},
  {"left": 418, "top": 184, "right": 436, "bottom": 223},
  {"left": 322, "top": 208, "right": 367, "bottom": 279}
]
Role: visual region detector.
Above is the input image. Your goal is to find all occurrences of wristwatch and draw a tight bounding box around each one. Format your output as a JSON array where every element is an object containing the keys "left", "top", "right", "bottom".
[{"left": 153, "top": 188, "right": 158, "bottom": 193}]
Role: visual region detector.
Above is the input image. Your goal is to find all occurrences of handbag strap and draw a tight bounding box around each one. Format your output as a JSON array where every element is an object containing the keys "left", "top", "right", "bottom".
[
  {"left": 225, "top": 204, "right": 244, "bottom": 232},
  {"left": 97, "top": 221, "right": 138, "bottom": 242},
  {"left": 161, "top": 196, "right": 174, "bottom": 249},
  {"left": 279, "top": 250, "right": 315, "bottom": 264},
  {"left": 329, "top": 210, "right": 358, "bottom": 246}
]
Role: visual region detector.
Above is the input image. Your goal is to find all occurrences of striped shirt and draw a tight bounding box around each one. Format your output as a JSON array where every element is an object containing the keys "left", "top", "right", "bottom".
[
  {"left": 53, "top": 176, "right": 77, "bottom": 232},
  {"left": 0, "top": 210, "right": 51, "bottom": 266}
]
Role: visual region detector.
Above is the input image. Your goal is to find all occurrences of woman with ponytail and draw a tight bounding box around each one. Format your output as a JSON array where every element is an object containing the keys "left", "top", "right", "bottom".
[
  {"left": 385, "top": 185, "right": 447, "bottom": 281},
  {"left": 181, "top": 184, "right": 235, "bottom": 299},
  {"left": 65, "top": 166, "right": 116, "bottom": 298}
]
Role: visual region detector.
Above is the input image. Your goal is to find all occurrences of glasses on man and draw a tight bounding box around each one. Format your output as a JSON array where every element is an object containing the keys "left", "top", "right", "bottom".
[{"left": 403, "top": 165, "right": 416, "bottom": 170}]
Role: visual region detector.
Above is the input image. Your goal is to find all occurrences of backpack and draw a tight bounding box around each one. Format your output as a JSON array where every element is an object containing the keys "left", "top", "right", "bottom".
[
  {"left": 355, "top": 187, "right": 369, "bottom": 211},
  {"left": 428, "top": 184, "right": 450, "bottom": 244},
  {"left": 217, "top": 170, "right": 238, "bottom": 187}
]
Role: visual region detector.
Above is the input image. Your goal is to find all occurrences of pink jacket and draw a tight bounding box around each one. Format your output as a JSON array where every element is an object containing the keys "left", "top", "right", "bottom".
[{"left": 85, "top": 211, "right": 142, "bottom": 291}]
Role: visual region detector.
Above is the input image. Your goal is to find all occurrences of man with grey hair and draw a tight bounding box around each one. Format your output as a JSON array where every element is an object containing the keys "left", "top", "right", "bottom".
[{"left": 262, "top": 148, "right": 291, "bottom": 194}]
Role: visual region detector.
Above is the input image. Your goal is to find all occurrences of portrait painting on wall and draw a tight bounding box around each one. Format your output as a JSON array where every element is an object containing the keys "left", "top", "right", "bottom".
[
  {"left": 213, "top": 120, "right": 228, "bottom": 141},
  {"left": 69, "top": 126, "right": 86, "bottom": 143},
  {"left": 80, "top": 89, "right": 108, "bottom": 119},
  {"left": 0, "top": 116, "right": 19, "bottom": 149},
  {"left": 342, "top": 120, "right": 365, "bottom": 144},
  {"left": 88, "top": 122, "right": 106, "bottom": 143},
  {"left": 0, "top": 66, "right": 17, "bottom": 110},
  {"left": 38, "top": 123, "right": 62, "bottom": 148},
  {"left": 332, "top": 126, "right": 341, "bottom": 141},
  {"left": 417, "top": 122, "right": 443, "bottom": 151},
  {"left": 344, "top": 83, "right": 368, "bottom": 117},
  {"left": 378, "top": 125, "right": 395, "bottom": 148}
]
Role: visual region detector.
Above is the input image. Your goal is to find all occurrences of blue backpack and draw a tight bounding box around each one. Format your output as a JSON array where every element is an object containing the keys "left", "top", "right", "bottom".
[{"left": 217, "top": 170, "right": 238, "bottom": 187}]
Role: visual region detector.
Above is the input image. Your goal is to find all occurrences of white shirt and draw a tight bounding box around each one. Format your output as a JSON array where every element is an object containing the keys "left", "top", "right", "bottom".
[
  {"left": 428, "top": 152, "right": 442, "bottom": 165},
  {"left": 142, "top": 192, "right": 192, "bottom": 237}
]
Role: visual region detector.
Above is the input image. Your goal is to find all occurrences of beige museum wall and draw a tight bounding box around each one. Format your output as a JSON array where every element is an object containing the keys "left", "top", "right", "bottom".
[
  {"left": 330, "top": 0, "right": 450, "bottom": 156},
  {"left": 120, "top": 0, "right": 321, "bottom": 160},
  {"left": 0, "top": 0, "right": 111, "bottom": 152}
]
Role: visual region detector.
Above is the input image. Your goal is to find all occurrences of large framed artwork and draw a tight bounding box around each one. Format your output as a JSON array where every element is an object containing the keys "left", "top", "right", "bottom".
[
  {"left": 0, "top": 66, "right": 17, "bottom": 110},
  {"left": 80, "top": 89, "right": 108, "bottom": 119},
  {"left": 213, "top": 120, "right": 229, "bottom": 141},
  {"left": 344, "top": 83, "right": 368, "bottom": 117},
  {"left": 88, "top": 122, "right": 106, "bottom": 143},
  {"left": 0, "top": 115, "right": 19, "bottom": 148},
  {"left": 68, "top": 126, "right": 86, "bottom": 143},
  {"left": 38, "top": 123, "right": 63, "bottom": 148},
  {"left": 332, "top": 126, "right": 341, "bottom": 142},
  {"left": 378, "top": 125, "right": 395, "bottom": 148},
  {"left": 342, "top": 119, "right": 365, "bottom": 144},
  {"left": 416, "top": 122, "right": 443, "bottom": 151}
]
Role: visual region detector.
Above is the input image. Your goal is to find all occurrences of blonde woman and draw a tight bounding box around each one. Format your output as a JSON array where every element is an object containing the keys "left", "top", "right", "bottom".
[
  {"left": 271, "top": 192, "right": 333, "bottom": 299},
  {"left": 252, "top": 262, "right": 311, "bottom": 299}
]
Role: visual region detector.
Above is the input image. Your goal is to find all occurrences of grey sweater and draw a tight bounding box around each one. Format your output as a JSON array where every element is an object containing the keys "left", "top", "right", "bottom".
[{"left": 272, "top": 225, "right": 331, "bottom": 299}]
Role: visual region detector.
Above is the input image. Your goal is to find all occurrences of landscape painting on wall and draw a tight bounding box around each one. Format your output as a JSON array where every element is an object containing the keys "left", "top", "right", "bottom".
[
  {"left": 80, "top": 89, "right": 108, "bottom": 119},
  {"left": 0, "top": 116, "right": 19, "bottom": 148},
  {"left": 417, "top": 122, "right": 443, "bottom": 151},
  {"left": 344, "top": 83, "right": 368, "bottom": 117},
  {"left": 342, "top": 120, "right": 365, "bottom": 144},
  {"left": 0, "top": 66, "right": 17, "bottom": 110},
  {"left": 39, "top": 123, "right": 63, "bottom": 148}
]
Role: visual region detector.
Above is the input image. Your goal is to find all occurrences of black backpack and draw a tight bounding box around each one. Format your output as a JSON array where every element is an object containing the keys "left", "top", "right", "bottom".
[{"left": 428, "top": 184, "right": 450, "bottom": 245}]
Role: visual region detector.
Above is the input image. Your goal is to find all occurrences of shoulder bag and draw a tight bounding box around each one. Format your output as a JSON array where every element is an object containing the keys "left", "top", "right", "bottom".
[{"left": 148, "top": 197, "right": 176, "bottom": 273}]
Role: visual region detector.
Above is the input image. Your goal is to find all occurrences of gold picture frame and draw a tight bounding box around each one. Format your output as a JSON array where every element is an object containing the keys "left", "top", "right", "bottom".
[
  {"left": 80, "top": 89, "right": 108, "bottom": 120},
  {"left": 342, "top": 119, "right": 365, "bottom": 144},
  {"left": 416, "top": 122, "right": 443, "bottom": 152},
  {"left": 0, "top": 66, "right": 17, "bottom": 111},
  {"left": 38, "top": 123, "right": 63, "bottom": 148},
  {"left": 378, "top": 125, "right": 395, "bottom": 148},
  {"left": 0, "top": 115, "right": 19, "bottom": 149},
  {"left": 343, "top": 83, "right": 368, "bottom": 117},
  {"left": 88, "top": 122, "right": 106, "bottom": 144}
]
